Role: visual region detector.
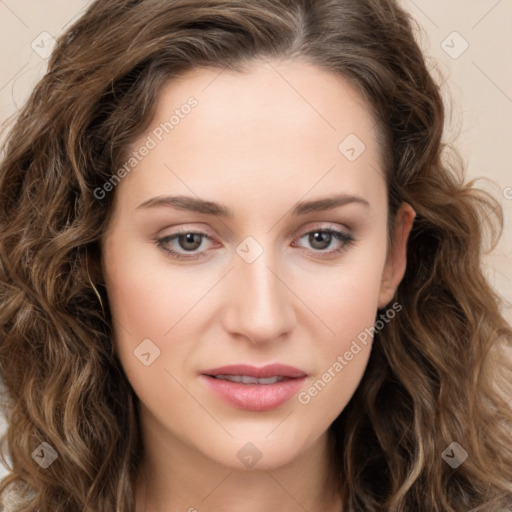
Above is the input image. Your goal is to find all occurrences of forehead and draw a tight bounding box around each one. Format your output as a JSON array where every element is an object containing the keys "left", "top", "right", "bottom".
[
  {"left": 117, "top": 59, "right": 386, "bottom": 213},
  {"left": 151, "top": 59, "right": 378, "bottom": 155}
]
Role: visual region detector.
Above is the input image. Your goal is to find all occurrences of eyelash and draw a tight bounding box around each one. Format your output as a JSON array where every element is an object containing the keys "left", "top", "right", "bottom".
[{"left": 155, "top": 226, "right": 356, "bottom": 261}]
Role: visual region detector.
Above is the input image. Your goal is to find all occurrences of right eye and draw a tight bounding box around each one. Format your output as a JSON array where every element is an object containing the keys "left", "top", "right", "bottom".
[{"left": 156, "top": 230, "right": 218, "bottom": 260}]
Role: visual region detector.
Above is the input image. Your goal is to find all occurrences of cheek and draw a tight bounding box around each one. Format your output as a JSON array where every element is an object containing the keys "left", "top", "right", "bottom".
[
  {"left": 296, "top": 237, "right": 387, "bottom": 349},
  {"left": 312, "top": 275, "right": 380, "bottom": 368},
  {"left": 293, "top": 245, "right": 387, "bottom": 419},
  {"left": 102, "top": 234, "right": 226, "bottom": 402},
  {"left": 102, "top": 237, "right": 186, "bottom": 376},
  {"left": 294, "top": 293, "right": 378, "bottom": 437},
  {"left": 103, "top": 232, "right": 211, "bottom": 339}
]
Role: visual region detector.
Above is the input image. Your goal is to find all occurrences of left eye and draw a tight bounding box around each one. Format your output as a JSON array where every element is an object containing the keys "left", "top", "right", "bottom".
[{"left": 293, "top": 229, "right": 355, "bottom": 253}]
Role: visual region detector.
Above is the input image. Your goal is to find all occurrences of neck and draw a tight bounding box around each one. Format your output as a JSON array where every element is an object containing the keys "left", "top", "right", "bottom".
[{"left": 134, "top": 420, "right": 342, "bottom": 512}]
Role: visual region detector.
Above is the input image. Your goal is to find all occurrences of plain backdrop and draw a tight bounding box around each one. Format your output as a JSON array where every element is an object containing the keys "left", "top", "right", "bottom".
[{"left": 0, "top": 0, "right": 511, "bottom": 479}]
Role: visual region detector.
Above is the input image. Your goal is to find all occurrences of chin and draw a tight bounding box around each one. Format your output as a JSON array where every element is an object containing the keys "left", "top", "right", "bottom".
[{"left": 202, "top": 431, "right": 315, "bottom": 472}]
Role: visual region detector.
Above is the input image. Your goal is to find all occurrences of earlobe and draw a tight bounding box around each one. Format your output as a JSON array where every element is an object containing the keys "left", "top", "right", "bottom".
[{"left": 378, "top": 202, "right": 416, "bottom": 309}]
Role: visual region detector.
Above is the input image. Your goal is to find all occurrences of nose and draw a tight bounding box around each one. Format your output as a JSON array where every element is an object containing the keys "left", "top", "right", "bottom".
[{"left": 220, "top": 249, "right": 296, "bottom": 345}]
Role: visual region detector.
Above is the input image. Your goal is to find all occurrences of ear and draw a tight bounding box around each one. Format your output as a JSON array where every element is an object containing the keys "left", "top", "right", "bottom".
[{"left": 378, "top": 202, "right": 416, "bottom": 309}]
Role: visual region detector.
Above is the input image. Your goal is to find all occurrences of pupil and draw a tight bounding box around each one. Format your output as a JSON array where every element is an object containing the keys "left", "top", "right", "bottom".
[
  {"left": 310, "top": 231, "right": 331, "bottom": 250},
  {"left": 179, "top": 233, "right": 202, "bottom": 251}
]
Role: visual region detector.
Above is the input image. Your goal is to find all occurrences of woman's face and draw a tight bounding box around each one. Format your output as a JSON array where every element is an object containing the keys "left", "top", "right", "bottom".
[{"left": 101, "top": 59, "right": 413, "bottom": 471}]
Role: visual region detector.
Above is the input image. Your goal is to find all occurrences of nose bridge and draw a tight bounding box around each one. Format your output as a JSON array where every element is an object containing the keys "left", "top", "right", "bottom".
[{"left": 223, "top": 243, "right": 294, "bottom": 343}]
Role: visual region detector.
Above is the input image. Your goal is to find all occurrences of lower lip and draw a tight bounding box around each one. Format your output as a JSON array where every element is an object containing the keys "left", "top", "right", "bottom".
[{"left": 201, "top": 375, "right": 306, "bottom": 411}]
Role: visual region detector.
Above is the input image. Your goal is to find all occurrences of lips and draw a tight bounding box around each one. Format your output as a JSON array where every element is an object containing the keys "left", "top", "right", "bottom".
[
  {"left": 213, "top": 375, "right": 287, "bottom": 384},
  {"left": 202, "top": 364, "right": 307, "bottom": 379},
  {"left": 200, "top": 364, "right": 307, "bottom": 411}
]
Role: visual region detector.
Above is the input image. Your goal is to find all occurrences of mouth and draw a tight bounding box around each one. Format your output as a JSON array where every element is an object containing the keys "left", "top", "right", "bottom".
[
  {"left": 200, "top": 364, "right": 307, "bottom": 411},
  {"left": 209, "top": 374, "right": 290, "bottom": 384},
  {"left": 202, "top": 363, "right": 307, "bottom": 380}
]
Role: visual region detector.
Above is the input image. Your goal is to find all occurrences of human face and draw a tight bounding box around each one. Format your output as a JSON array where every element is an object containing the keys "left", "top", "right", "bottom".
[{"left": 101, "top": 59, "right": 412, "bottom": 471}]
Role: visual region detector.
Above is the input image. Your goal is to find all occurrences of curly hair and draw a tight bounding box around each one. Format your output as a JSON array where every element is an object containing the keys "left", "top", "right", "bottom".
[{"left": 1, "top": 0, "right": 511, "bottom": 510}]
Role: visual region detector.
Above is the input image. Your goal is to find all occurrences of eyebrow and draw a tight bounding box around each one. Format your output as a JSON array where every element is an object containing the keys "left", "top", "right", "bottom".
[{"left": 136, "top": 193, "right": 370, "bottom": 217}]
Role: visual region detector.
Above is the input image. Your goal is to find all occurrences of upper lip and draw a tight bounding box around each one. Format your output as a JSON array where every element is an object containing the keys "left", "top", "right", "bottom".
[{"left": 201, "top": 364, "right": 307, "bottom": 379}]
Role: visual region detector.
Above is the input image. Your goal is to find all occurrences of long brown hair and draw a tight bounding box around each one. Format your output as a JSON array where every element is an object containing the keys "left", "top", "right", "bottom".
[{"left": 1, "top": 0, "right": 511, "bottom": 510}]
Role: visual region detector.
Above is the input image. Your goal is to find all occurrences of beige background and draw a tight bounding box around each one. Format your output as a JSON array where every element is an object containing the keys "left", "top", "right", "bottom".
[{"left": 0, "top": 0, "right": 511, "bottom": 477}]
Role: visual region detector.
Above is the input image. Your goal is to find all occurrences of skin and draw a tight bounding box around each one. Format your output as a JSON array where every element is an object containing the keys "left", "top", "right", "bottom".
[{"left": 101, "top": 58, "right": 415, "bottom": 512}]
